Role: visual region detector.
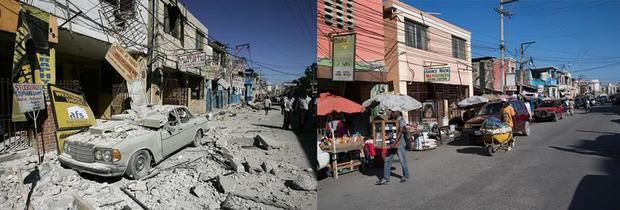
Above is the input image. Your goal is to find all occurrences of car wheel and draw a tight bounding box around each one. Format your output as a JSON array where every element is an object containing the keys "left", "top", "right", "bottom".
[
  {"left": 126, "top": 150, "right": 151, "bottom": 179},
  {"left": 192, "top": 130, "right": 203, "bottom": 147},
  {"left": 523, "top": 121, "right": 531, "bottom": 136}
]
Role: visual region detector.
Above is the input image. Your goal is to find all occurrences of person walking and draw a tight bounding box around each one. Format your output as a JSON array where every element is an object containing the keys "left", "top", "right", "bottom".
[
  {"left": 297, "top": 94, "right": 310, "bottom": 132},
  {"left": 377, "top": 111, "right": 410, "bottom": 185},
  {"left": 283, "top": 95, "right": 293, "bottom": 129},
  {"left": 568, "top": 99, "right": 575, "bottom": 116},
  {"left": 264, "top": 97, "right": 271, "bottom": 115}
]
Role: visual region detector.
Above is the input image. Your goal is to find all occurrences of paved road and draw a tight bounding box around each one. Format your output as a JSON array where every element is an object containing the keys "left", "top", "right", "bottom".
[{"left": 318, "top": 105, "right": 620, "bottom": 210}]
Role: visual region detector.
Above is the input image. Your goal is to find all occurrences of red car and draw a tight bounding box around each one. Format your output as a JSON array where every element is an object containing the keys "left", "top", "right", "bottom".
[
  {"left": 534, "top": 99, "right": 565, "bottom": 122},
  {"left": 463, "top": 99, "right": 531, "bottom": 144}
]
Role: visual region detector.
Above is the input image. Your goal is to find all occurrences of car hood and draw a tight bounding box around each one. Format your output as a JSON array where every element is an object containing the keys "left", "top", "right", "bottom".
[
  {"left": 65, "top": 119, "right": 157, "bottom": 148},
  {"left": 466, "top": 115, "right": 498, "bottom": 125}
]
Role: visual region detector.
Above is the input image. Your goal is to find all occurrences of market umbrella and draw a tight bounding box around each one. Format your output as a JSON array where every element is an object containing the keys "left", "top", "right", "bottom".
[
  {"left": 362, "top": 92, "right": 422, "bottom": 112},
  {"left": 457, "top": 96, "right": 489, "bottom": 109},
  {"left": 317, "top": 92, "right": 363, "bottom": 116},
  {"left": 318, "top": 92, "right": 363, "bottom": 179}
]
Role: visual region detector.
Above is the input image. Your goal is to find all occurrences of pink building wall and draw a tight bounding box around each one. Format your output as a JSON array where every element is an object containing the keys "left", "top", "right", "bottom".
[{"left": 316, "top": 0, "right": 385, "bottom": 64}]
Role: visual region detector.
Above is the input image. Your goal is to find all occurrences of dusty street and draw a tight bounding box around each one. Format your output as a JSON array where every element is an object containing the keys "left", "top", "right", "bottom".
[
  {"left": 0, "top": 105, "right": 316, "bottom": 210},
  {"left": 318, "top": 105, "right": 620, "bottom": 210}
]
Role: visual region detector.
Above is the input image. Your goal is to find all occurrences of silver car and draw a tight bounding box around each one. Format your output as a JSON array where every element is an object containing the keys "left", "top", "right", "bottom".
[{"left": 59, "top": 105, "right": 208, "bottom": 179}]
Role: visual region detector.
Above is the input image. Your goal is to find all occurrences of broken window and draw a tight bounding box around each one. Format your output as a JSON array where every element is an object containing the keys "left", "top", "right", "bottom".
[
  {"left": 177, "top": 108, "right": 190, "bottom": 123},
  {"left": 103, "top": 0, "right": 136, "bottom": 30},
  {"left": 164, "top": 3, "right": 184, "bottom": 44}
]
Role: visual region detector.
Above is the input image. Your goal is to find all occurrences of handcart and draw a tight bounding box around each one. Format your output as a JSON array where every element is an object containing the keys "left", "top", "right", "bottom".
[{"left": 481, "top": 126, "right": 515, "bottom": 156}]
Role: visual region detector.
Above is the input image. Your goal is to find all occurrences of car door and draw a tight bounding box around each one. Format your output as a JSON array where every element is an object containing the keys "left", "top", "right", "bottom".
[
  {"left": 161, "top": 110, "right": 183, "bottom": 156},
  {"left": 176, "top": 107, "right": 198, "bottom": 145},
  {"left": 510, "top": 101, "right": 527, "bottom": 132}
]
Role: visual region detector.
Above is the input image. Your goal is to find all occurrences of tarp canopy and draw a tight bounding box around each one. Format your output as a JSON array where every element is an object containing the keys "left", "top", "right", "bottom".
[
  {"left": 362, "top": 92, "right": 422, "bottom": 112},
  {"left": 317, "top": 92, "right": 363, "bottom": 116},
  {"left": 457, "top": 96, "right": 489, "bottom": 109}
]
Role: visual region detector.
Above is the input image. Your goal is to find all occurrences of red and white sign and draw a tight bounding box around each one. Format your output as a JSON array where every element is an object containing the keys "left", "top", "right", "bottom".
[{"left": 178, "top": 52, "right": 206, "bottom": 70}]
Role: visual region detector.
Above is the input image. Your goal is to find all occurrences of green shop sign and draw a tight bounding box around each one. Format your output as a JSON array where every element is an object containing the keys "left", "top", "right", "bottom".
[
  {"left": 332, "top": 34, "right": 356, "bottom": 81},
  {"left": 424, "top": 67, "right": 450, "bottom": 82}
]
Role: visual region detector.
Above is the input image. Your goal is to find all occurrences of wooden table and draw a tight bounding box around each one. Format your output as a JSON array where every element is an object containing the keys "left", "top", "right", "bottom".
[{"left": 320, "top": 142, "right": 364, "bottom": 179}]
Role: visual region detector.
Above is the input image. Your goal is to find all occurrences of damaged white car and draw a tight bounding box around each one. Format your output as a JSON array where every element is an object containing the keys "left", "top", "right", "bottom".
[{"left": 59, "top": 105, "right": 208, "bottom": 179}]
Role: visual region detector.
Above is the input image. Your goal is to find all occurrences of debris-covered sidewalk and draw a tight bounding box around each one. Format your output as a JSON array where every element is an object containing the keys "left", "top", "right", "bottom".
[{"left": 0, "top": 105, "right": 316, "bottom": 210}]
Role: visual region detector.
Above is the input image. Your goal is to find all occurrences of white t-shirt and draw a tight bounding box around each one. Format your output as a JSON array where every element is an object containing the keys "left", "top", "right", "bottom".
[
  {"left": 284, "top": 98, "right": 293, "bottom": 111},
  {"left": 298, "top": 96, "right": 310, "bottom": 110}
]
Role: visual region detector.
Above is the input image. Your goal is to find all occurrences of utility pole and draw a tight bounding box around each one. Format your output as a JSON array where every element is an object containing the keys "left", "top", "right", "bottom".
[
  {"left": 519, "top": 41, "right": 535, "bottom": 93},
  {"left": 496, "top": 0, "right": 518, "bottom": 94}
]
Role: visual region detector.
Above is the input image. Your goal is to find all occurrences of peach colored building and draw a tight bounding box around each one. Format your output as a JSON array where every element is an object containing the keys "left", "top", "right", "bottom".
[
  {"left": 316, "top": 0, "right": 388, "bottom": 104},
  {"left": 384, "top": 0, "right": 473, "bottom": 124}
]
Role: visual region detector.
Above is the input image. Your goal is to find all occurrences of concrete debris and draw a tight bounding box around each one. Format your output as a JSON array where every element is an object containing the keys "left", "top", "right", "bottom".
[
  {"left": 254, "top": 134, "right": 286, "bottom": 150},
  {"left": 127, "top": 181, "right": 147, "bottom": 191},
  {"left": 0, "top": 106, "right": 315, "bottom": 210},
  {"left": 287, "top": 174, "right": 317, "bottom": 191}
]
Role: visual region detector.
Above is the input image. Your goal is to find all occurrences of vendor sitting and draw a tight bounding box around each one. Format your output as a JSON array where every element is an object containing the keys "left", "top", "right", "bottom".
[{"left": 325, "top": 111, "right": 349, "bottom": 138}]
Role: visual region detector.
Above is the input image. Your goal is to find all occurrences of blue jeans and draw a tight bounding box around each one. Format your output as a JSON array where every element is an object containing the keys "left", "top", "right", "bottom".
[{"left": 383, "top": 138, "right": 409, "bottom": 181}]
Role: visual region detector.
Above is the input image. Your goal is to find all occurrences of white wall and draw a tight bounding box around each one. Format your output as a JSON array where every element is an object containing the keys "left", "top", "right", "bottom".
[{"left": 31, "top": 0, "right": 149, "bottom": 53}]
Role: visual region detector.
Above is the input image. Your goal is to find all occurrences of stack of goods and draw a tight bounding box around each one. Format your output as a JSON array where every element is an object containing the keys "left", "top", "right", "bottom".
[
  {"left": 320, "top": 134, "right": 364, "bottom": 148},
  {"left": 480, "top": 117, "right": 512, "bottom": 134},
  {"left": 410, "top": 132, "right": 438, "bottom": 151}
]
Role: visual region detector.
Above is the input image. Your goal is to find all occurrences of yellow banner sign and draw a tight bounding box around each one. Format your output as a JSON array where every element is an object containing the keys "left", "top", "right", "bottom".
[
  {"left": 105, "top": 42, "right": 140, "bottom": 81},
  {"left": 48, "top": 85, "right": 96, "bottom": 130},
  {"left": 55, "top": 129, "right": 82, "bottom": 154}
]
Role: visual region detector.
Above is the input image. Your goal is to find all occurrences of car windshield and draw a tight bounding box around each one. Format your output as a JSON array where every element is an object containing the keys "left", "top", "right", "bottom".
[
  {"left": 539, "top": 101, "right": 558, "bottom": 107},
  {"left": 478, "top": 103, "right": 503, "bottom": 115}
]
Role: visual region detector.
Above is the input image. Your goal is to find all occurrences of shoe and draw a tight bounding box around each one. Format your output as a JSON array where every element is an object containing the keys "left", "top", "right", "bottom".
[
  {"left": 400, "top": 177, "right": 408, "bottom": 183},
  {"left": 376, "top": 179, "right": 390, "bottom": 185}
]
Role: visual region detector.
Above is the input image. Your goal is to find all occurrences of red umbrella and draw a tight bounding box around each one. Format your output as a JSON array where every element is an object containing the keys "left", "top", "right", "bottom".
[{"left": 317, "top": 92, "right": 363, "bottom": 116}]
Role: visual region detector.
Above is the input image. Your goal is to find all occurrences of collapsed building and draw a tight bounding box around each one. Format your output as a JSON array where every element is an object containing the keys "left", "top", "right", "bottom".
[{"left": 0, "top": 106, "right": 317, "bottom": 209}]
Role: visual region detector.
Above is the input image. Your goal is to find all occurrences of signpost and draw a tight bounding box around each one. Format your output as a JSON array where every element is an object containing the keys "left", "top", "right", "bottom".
[
  {"left": 48, "top": 84, "right": 97, "bottom": 130},
  {"left": 424, "top": 67, "right": 450, "bottom": 82},
  {"left": 332, "top": 34, "right": 356, "bottom": 81},
  {"left": 105, "top": 42, "right": 140, "bottom": 81},
  {"left": 12, "top": 83, "right": 46, "bottom": 163},
  {"left": 177, "top": 52, "right": 207, "bottom": 70}
]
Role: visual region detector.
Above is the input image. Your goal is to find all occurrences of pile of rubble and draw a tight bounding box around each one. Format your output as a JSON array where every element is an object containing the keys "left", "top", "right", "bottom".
[{"left": 0, "top": 108, "right": 316, "bottom": 210}]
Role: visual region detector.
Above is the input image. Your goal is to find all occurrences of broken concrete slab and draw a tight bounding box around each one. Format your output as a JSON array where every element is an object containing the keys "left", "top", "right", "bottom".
[
  {"left": 216, "top": 175, "right": 237, "bottom": 194},
  {"left": 253, "top": 134, "right": 285, "bottom": 150},
  {"left": 286, "top": 174, "right": 317, "bottom": 191},
  {"left": 127, "top": 181, "right": 147, "bottom": 191},
  {"left": 242, "top": 158, "right": 264, "bottom": 174}
]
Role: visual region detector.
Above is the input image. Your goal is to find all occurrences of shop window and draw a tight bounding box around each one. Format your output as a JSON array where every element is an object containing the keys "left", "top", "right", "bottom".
[
  {"left": 452, "top": 36, "right": 466, "bottom": 60},
  {"left": 404, "top": 19, "right": 427, "bottom": 50},
  {"left": 164, "top": 4, "right": 184, "bottom": 44},
  {"left": 189, "top": 78, "right": 203, "bottom": 100}
]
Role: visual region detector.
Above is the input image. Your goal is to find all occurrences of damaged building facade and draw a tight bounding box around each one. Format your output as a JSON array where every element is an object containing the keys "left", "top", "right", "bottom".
[{"left": 0, "top": 0, "right": 252, "bottom": 154}]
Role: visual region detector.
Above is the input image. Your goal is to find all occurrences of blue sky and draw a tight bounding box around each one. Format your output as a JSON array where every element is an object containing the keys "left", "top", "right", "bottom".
[
  {"left": 403, "top": 0, "right": 620, "bottom": 84},
  {"left": 182, "top": 0, "right": 316, "bottom": 84}
]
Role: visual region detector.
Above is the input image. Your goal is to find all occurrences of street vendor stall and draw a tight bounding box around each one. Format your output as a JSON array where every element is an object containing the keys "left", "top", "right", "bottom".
[{"left": 317, "top": 92, "right": 366, "bottom": 179}]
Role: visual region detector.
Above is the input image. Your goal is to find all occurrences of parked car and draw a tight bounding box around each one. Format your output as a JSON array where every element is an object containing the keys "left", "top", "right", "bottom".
[
  {"left": 462, "top": 99, "right": 531, "bottom": 144},
  {"left": 59, "top": 105, "right": 208, "bottom": 179},
  {"left": 534, "top": 99, "right": 565, "bottom": 122}
]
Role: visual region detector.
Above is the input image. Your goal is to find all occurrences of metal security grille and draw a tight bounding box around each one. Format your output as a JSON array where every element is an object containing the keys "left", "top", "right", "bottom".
[
  {"left": 407, "top": 82, "right": 468, "bottom": 123},
  {"left": 66, "top": 141, "right": 95, "bottom": 163},
  {"left": 0, "top": 78, "right": 31, "bottom": 154},
  {"left": 111, "top": 83, "right": 129, "bottom": 114},
  {"left": 162, "top": 72, "right": 188, "bottom": 106}
]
